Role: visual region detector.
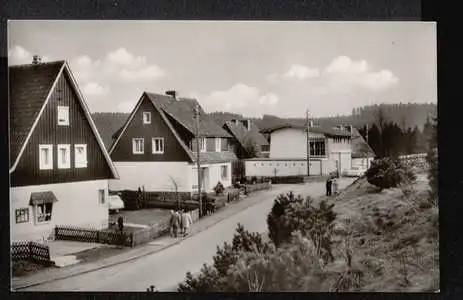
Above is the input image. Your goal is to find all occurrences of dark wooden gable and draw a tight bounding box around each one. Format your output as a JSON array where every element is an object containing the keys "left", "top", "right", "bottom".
[
  {"left": 10, "top": 71, "right": 114, "bottom": 187},
  {"left": 110, "top": 95, "right": 191, "bottom": 162}
]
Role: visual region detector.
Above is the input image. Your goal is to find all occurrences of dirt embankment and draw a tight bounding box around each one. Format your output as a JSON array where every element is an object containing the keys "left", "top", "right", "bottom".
[{"left": 325, "top": 172, "right": 439, "bottom": 292}]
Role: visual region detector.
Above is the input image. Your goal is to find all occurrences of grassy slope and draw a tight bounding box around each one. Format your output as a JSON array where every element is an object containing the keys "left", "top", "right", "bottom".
[{"left": 322, "top": 172, "right": 439, "bottom": 292}]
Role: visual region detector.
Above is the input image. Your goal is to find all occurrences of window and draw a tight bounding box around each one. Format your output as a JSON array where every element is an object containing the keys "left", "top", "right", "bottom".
[
  {"left": 152, "top": 137, "right": 164, "bottom": 154},
  {"left": 215, "top": 138, "right": 221, "bottom": 152},
  {"left": 143, "top": 112, "right": 151, "bottom": 124},
  {"left": 35, "top": 203, "right": 53, "bottom": 223},
  {"left": 74, "top": 144, "right": 87, "bottom": 168},
  {"left": 98, "top": 189, "right": 106, "bottom": 204},
  {"left": 132, "top": 138, "right": 144, "bottom": 154},
  {"left": 57, "top": 144, "right": 71, "bottom": 169},
  {"left": 310, "top": 139, "right": 326, "bottom": 156},
  {"left": 221, "top": 165, "right": 228, "bottom": 180},
  {"left": 15, "top": 208, "right": 29, "bottom": 224},
  {"left": 39, "top": 145, "right": 53, "bottom": 170},
  {"left": 57, "top": 106, "right": 69, "bottom": 126},
  {"left": 199, "top": 138, "right": 207, "bottom": 152}
]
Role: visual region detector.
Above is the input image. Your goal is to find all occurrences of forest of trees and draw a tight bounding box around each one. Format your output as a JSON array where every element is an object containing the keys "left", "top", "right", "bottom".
[
  {"left": 208, "top": 103, "right": 437, "bottom": 157},
  {"left": 209, "top": 103, "right": 437, "bottom": 132}
]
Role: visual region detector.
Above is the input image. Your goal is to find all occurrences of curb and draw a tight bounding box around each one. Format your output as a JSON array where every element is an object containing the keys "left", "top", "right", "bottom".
[{"left": 12, "top": 191, "right": 273, "bottom": 291}]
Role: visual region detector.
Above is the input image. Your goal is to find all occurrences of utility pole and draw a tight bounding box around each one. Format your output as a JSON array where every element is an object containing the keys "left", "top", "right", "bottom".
[
  {"left": 194, "top": 104, "right": 202, "bottom": 217},
  {"left": 306, "top": 109, "right": 310, "bottom": 177}
]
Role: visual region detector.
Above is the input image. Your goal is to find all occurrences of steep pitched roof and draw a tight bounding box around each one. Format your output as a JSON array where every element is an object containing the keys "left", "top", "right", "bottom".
[
  {"left": 146, "top": 93, "right": 231, "bottom": 138},
  {"left": 9, "top": 61, "right": 65, "bottom": 167},
  {"left": 109, "top": 92, "right": 237, "bottom": 164},
  {"left": 8, "top": 61, "right": 119, "bottom": 178},
  {"left": 92, "top": 112, "right": 130, "bottom": 150},
  {"left": 260, "top": 123, "right": 352, "bottom": 137},
  {"left": 351, "top": 127, "right": 376, "bottom": 158},
  {"left": 224, "top": 120, "right": 269, "bottom": 149}
]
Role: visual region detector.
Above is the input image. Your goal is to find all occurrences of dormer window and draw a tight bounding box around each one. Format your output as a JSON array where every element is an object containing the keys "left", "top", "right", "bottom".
[
  {"left": 215, "top": 138, "right": 221, "bottom": 152},
  {"left": 57, "top": 106, "right": 69, "bottom": 126},
  {"left": 143, "top": 112, "right": 151, "bottom": 124}
]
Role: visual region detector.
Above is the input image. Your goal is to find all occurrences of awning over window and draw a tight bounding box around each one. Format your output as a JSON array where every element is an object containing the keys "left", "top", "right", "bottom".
[{"left": 29, "top": 191, "right": 58, "bottom": 206}]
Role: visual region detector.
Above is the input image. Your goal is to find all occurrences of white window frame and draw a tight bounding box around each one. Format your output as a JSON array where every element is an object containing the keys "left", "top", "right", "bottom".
[
  {"left": 132, "top": 138, "right": 145, "bottom": 154},
  {"left": 57, "top": 106, "right": 69, "bottom": 126},
  {"left": 57, "top": 144, "right": 71, "bottom": 169},
  {"left": 152, "top": 137, "right": 165, "bottom": 154},
  {"left": 74, "top": 144, "right": 88, "bottom": 168},
  {"left": 15, "top": 208, "right": 30, "bottom": 224},
  {"left": 200, "top": 137, "right": 207, "bottom": 153},
  {"left": 215, "top": 138, "right": 221, "bottom": 152},
  {"left": 35, "top": 203, "right": 53, "bottom": 224},
  {"left": 221, "top": 165, "right": 228, "bottom": 181},
  {"left": 98, "top": 189, "right": 106, "bottom": 205},
  {"left": 143, "top": 111, "right": 151, "bottom": 124},
  {"left": 39, "top": 144, "right": 53, "bottom": 170}
]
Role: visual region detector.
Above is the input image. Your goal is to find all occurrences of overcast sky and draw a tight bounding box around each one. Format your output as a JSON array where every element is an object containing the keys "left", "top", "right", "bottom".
[{"left": 8, "top": 21, "right": 436, "bottom": 118}]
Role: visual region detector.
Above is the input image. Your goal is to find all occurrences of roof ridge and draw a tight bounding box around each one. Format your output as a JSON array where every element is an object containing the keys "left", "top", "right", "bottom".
[{"left": 9, "top": 60, "right": 66, "bottom": 69}]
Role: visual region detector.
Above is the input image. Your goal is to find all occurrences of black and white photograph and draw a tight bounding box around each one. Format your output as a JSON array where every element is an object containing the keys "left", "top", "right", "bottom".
[{"left": 8, "top": 20, "right": 437, "bottom": 292}]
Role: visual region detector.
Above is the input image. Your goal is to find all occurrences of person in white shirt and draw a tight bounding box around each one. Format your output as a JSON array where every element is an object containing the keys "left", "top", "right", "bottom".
[{"left": 181, "top": 209, "right": 193, "bottom": 236}]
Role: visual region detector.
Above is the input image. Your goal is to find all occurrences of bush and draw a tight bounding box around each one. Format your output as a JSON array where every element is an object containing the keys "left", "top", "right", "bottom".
[
  {"left": 214, "top": 181, "right": 225, "bottom": 195},
  {"left": 365, "top": 158, "right": 416, "bottom": 190},
  {"left": 266, "top": 192, "right": 337, "bottom": 264},
  {"left": 177, "top": 223, "right": 273, "bottom": 292},
  {"left": 225, "top": 232, "right": 326, "bottom": 292}
]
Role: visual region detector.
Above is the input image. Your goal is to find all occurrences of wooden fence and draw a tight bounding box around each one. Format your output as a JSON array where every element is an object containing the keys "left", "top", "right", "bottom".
[
  {"left": 244, "top": 181, "right": 272, "bottom": 195},
  {"left": 55, "top": 226, "right": 133, "bottom": 247},
  {"left": 56, "top": 209, "right": 201, "bottom": 248},
  {"left": 11, "top": 241, "right": 52, "bottom": 265}
]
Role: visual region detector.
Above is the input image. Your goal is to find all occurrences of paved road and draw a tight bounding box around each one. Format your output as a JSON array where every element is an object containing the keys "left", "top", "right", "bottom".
[{"left": 22, "top": 178, "right": 354, "bottom": 292}]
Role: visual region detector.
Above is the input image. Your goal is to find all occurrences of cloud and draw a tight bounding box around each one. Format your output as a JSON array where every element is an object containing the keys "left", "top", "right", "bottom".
[
  {"left": 119, "top": 65, "right": 165, "bottom": 82},
  {"left": 283, "top": 65, "right": 320, "bottom": 79},
  {"left": 191, "top": 84, "right": 279, "bottom": 115},
  {"left": 323, "top": 55, "right": 399, "bottom": 92},
  {"left": 268, "top": 65, "right": 320, "bottom": 83},
  {"left": 70, "top": 48, "right": 165, "bottom": 84},
  {"left": 81, "top": 82, "right": 109, "bottom": 96},
  {"left": 8, "top": 45, "right": 32, "bottom": 65},
  {"left": 8, "top": 45, "right": 54, "bottom": 65}
]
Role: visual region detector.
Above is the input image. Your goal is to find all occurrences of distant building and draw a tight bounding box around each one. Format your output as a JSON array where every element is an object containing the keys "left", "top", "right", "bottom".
[
  {"left": 245, "top": 123, "right": 353, "bottom": 178},
  {"left": 104, "top": 91, "right": 237, "bottom": 197},
  {"left": 350, "top": 126, "right": 375, "bottom": 170},
  {"left": 9, "top": 60, "right": 119, "bottom": 242},
  {"left": 222, "top": 119, "right": 270, "bottom": 158}
]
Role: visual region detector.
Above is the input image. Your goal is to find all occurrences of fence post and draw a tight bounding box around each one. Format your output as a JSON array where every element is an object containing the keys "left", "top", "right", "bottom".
[{"left": 28, "top": 241, "right": 32, "bottom": 262}]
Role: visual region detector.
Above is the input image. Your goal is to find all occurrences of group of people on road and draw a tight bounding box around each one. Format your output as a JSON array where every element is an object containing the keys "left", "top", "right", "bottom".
[
  {"left": 326, "top": 176, "right": 339, "bottom": 196},
  {"left": 169, "top": 209, "right": 193, "bottom": 238}
]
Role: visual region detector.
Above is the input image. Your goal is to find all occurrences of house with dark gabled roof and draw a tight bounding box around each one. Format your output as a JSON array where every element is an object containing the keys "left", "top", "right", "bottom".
[
  {"left": 107, "top": 91, "right": 237, "bottom": 198},
  {"left": 222, "top": 119, "right": 270, "bottom": 159},
  {"left": 9, "top": 59, "right": 119, "bottom": 242}
]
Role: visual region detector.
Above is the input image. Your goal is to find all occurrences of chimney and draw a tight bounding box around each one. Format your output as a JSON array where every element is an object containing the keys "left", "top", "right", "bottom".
[
  {"left": 165, "top": 90, "right": 177, "bottom": 100},
  {"left": 32, "top": 55, "right": 42, "bottom": 65}
]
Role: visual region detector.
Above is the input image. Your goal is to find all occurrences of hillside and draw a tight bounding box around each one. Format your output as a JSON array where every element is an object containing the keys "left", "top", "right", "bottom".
[
  {"left": 320, "top": 172, "right": 439, "bottom": 292},
  {"left": 208, "top": 103, "right": 437, "bottom": 131}
]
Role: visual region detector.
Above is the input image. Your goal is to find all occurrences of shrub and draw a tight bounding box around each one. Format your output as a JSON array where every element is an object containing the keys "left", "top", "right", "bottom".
[
  {"left": 266, "top": 192, "right": 337, "bottom": 264},
  {"left": 225, "top": 232, "right": 325, "bottom": 292},
  {"left": 177, "top": 223, "right": 273, "bottom": 292},
  {"left": 214, "top": 181, "right": 225, "bottom": 195},
  {"left": 365, "top": 158, "right": 416, "bottom": 190}
]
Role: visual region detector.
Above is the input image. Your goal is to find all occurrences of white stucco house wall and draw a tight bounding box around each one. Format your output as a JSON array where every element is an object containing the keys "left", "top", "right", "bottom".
[{"left": 245, "top": 124, "right": 353, "bottom": 178}]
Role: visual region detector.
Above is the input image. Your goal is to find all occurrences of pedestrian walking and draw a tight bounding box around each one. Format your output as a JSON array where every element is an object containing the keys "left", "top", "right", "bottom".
[
  {"left": 326, "top": 177, "right": 333, "bottom": 196},
  {"left": 181, "top": 209, "right": 193, "bottom": 236},
  {"left": 169, "top": 210, "right": 180, "bottom": 238}
]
